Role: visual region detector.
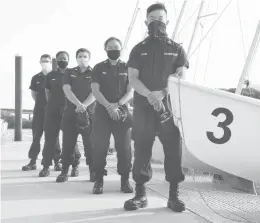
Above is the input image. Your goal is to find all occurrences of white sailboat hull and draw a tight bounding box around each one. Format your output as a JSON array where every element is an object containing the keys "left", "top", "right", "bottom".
[{"left": 168, "top": 77, "right": 260, "bottom": 182}]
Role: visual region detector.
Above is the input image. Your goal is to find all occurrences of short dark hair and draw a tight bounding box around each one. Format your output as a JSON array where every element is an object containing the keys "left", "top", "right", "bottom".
[
  {"left": 104, "top": 37, "right": 122, "bottom": 49},
  {"left": 147, "top": 3, "right": 167, "bottom": 16},
  {"left": 56, "top": 51, "right": 69, "bottom": 60},
  {"left": 40, "top": 54, "right": 51, "bottom": 61},
  {"left": 76, "top": 48, "right": 91, "bottom": 58}
]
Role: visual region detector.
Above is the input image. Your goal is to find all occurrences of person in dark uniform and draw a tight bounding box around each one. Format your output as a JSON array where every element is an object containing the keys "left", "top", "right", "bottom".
[
  {"left": 56, "top": 48, "right": 95, "bottom": 183},
  {"left": 124, "top": 3, "right": 189, "bottom": 212},
  {"left": 22, "top": 54, "right": 61, "bottom": 171},
  {"left": 39, "top": 51, "right": 81, "bottom": 177},
  {"left": 91, "top": 37, "right": 133, "bottom": 194}
]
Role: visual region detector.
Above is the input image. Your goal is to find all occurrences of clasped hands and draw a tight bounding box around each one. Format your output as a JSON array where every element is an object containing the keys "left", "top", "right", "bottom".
[
  {"left": 147, "top": 90, "right": 165, "bottom": 112},
  {"left": 75, "top": 103, "right": 87, "bottom": 113},
  {"left": 106, "top": 103, "right": 120, "bottom": 121}
]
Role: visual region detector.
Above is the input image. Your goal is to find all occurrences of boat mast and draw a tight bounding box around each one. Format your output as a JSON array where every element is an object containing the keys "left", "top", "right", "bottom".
[
  {"left": 235, "top": 20, "right": 260, "bottom": 95},
  {"left": 187, "top": 1, "right": 205, "bottom": 58},
  {"left": 122, "top": 0, "right": 140, "bottom": 54},
  {"left": 171, "top": 0, "right": 188, "bottom": 41}
]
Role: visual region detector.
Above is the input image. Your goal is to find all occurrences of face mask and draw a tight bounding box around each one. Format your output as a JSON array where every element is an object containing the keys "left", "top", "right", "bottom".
[
  {"left": 148, "top": 20, "right": 167, "bottom": 39},
  {"left": 107, "top": 50, "right": 121, "bottom": 60},
  {"left": 41, "top": 62, "right": 51, "bottom": 71},
  {"left": 57, "top": 61, "right": 68, "bottom": 69},
  {"left": 77, "top": 58, "right": 89, "bottom": 67}
]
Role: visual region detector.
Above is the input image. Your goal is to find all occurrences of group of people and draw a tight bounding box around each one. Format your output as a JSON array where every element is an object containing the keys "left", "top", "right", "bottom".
[{"left": 22, "top": 3, "right": 189, "bottom": 213}]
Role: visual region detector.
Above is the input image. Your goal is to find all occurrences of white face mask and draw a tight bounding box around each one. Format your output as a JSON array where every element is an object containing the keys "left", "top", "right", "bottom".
[
  {"left": 41, "top": 62, "right": 51, "bottom": 71},
  {"left": 77, "top": 58, "right": 89, "bottom": 67}
]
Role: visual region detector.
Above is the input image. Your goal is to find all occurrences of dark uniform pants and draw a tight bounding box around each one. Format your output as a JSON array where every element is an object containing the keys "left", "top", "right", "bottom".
[
  {"left": 62, "top": 111, "right": 93, "bottom": 169},
  {"left": 131, "top": 101, "right": 185, "bottom": 185},
  {"left": 92, "top": 104, "right": 132, "bottom": 177},
  {"left": 28, "top": 110, "right": 61, "bottom": 162},
  {"left": 42, "top": 107, "right": 80, "bottom": 167}
]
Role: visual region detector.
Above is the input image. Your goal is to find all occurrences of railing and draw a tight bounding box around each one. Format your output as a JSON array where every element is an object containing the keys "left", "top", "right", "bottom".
[{"left": 1, "top": 108, "right": 33, "bottom": 120}]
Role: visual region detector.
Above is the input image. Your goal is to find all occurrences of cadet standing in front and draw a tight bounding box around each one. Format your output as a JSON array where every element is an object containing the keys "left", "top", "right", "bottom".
[
  {"left": 22, "top": 54, "right": 61, "bottom": 171},
  {"left": 39, "top": 51, "right": 81, "bottom": 177},
  {"left": 56, "top": 48, "right": 95, "bottom": 183},
  {"left": 124, "top": 3, "right": 189, "bottom": 212},
  {"left": 91, "top": 37, "right": 133, "bottom": 194}
]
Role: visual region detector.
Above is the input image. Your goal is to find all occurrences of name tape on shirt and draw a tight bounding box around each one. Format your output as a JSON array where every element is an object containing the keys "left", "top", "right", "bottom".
[
  {"left": 119, "top": 73, "right": 127, "bottom": 76},
  {"left": 164, "top": 53, "right": 178, "bottom": 56}
]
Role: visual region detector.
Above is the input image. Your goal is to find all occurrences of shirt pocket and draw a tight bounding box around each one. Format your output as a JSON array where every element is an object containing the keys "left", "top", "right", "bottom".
[
  {"left": 162, "top": 51, "right": 178, "bottom": 75},
  {"left": 35, "top": 81, "right": 42, "bottom": 92},
  {"left": 118, "top": 72, "right": 128, "bottom": 93},
  {"left": 50, "top": 78, "right": 60, "bottom": 89}
]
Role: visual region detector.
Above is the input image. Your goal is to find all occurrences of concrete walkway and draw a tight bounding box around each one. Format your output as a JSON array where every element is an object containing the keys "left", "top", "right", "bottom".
[
  {"left": 1, "top": 130, "right": 260, "bottom": 223},
  {"left": 1, "top": 134, "right": 208, "bottom": 223}
]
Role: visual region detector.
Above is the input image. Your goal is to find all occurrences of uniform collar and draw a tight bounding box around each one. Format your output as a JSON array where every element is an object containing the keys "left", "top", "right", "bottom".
[
  {"left": 74, "top": 66, "right": 92, "bottom": 73},
  {"left": 104, "top": 59, "right": 122, "bottom": 68}
]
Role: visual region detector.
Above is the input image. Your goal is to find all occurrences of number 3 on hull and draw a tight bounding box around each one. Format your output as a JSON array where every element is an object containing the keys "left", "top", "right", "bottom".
[
  {"left": 168, "top": 77, "right": 260, "bottom": 182},
  {"left": 206, "top": 107, "right": 233, "bottom": 145}
]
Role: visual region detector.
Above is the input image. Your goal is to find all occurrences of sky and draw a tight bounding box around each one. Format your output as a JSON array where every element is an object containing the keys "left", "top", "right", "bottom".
[{"left": 0, "top": 0, "right": 259, "bottom": 109}]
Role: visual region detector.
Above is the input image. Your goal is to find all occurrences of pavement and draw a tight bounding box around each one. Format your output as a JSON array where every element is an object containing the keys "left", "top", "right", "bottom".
[
  {"left": 1, "top": 130, "right": 260, "bottom": 223},
  {"left": 1, "top": 131, "right": 209, "bottom": 223}
]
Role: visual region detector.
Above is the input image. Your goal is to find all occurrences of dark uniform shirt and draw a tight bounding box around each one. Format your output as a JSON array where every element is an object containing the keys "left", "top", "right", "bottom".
[
  {"left": 29, "top": 72, "right": 46, "bottom": 113},
  {"left": 91, "top": 59, "right": 129, "bottom": 103},
  {"left": 63, "top": 66, "right": 93, "bottom": 113},
  {"left": 44, "top": 69, "right": 67, "bottom": 109},
  {"left": 127, "top": 37, "right": 189, "bottom": 107}
]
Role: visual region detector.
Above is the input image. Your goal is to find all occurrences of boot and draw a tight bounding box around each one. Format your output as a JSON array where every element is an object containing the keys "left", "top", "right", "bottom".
[
  {"left": 39, "top": 167, "right": 50, "bottom": 177},
  {"left": 22, "top": 159, "right": 36, "bottom": 171},
  {"left": 54, "top": 161, "right": 62, "bottom": 171},
  {"left": 71, "top": 165, "right": 79, "bottom": 177},
  {"left": 167, "top": 182, "right": 185, "bottom": 212},
  {"left": 93, "top": 176, "right": 104, "bottom": 194},
  {"left": 124, "top": 184, "right": 147, "bottom": 211},
  {"left": 121, "top": 174, "right": 133, "bottom": 193},
  {"left": 56, "top": 168, "right": 69, "bottom": 183},
  {"left": 89, "top": 166, "right": 96, "bottom": 182}
]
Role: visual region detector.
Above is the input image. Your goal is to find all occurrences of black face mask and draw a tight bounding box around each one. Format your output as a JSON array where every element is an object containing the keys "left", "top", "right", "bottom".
[
  {"left": 148, "top": 20, "right": 167, "bottom": 40},
  {"left": 57, "top": 61, "right": 68, "bottom": 69},
  {"left": 107, "top": 50, "right": 121, "bottom": 60}
]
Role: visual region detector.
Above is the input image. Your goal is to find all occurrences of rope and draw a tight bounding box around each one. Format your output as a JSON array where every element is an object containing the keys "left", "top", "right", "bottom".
[
  {"left": 177, "top": 3, "right": 200, "bottom": 40},
  {"left": 192, "top": 25, "right": 203, "bottom": 82},
  {"left": 202, "top": 0, "right": 218, "bottom": 85},
  {"left": 236, "top": 0, "right": 247, "bottom": 60}
]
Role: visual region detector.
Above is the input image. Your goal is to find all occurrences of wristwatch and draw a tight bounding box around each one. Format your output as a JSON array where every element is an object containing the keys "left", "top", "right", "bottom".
[{"left": 117, "top": 101, "right": 123, "bottom": 106}]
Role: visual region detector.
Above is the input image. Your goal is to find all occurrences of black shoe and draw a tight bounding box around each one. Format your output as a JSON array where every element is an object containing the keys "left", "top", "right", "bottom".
[
  {"left": 54, "top": 162, "right": 62, "bottom": 171},
  {"left": 71, "top": 166, "right": 79, "bottom": 177},
  {"left": 22, "top": 161, "right": 36, "bottom": 171},
  {"left": 124, "top": 184, "right": 147, "bottom": 211},
  {"left": 56, "top": 170, "right": 69, "bottom": 183},
  {"left": 121, "top": 176, "right": 133, "bottom": 193},
  {"left": 39, "top": 167, "right": 50, "bottom": 177},
  {"left": 167, "top": 183, "right": 185, "bottom": 212},
  {"left": 93, "top": 178, "right": 104, "bottom": 194}
]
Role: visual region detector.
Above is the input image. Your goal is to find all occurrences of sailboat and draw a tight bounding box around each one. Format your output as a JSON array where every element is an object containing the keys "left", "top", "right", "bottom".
[{"left": 166, "top": 1, "right": 260, "bottom": 186}]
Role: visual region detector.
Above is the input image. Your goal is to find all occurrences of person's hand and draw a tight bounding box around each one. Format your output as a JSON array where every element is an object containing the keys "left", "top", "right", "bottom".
[
  {"left": 75, "top": 103, "right": 86, "bottom": 113},
  {"left": 152, "top": 100, "right": 164, "bottom": 112},
  {"left": 147, "top": 90, "right": 165, "bottom": 105},
  {"left": 106, "top": 103, "right": 120, "bottom": 121},
  {"left": 106, "top": 103, "right": 119, "bottom": 113},
  {"left": 175, "top": 67, "right": 186, "bottom": 77}
]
